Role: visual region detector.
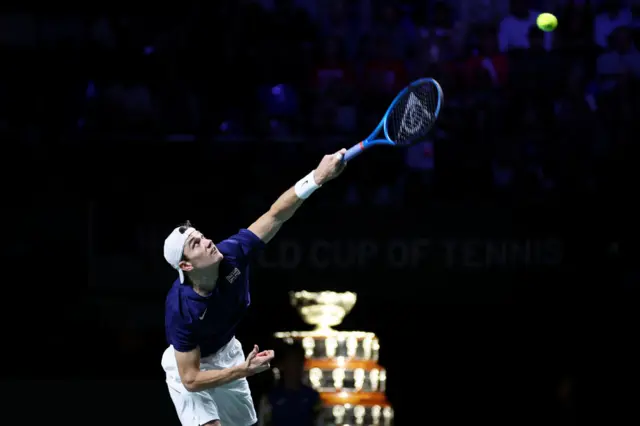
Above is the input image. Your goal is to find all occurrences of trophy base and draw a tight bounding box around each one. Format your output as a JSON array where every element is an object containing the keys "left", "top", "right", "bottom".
[{"left": 319, "top": 392, "right": 394, "bottom": 426}]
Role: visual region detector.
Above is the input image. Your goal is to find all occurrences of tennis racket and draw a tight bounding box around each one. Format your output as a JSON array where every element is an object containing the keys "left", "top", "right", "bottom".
[{"left": 343, "top": 78, "right": 443, "bottom": 162}]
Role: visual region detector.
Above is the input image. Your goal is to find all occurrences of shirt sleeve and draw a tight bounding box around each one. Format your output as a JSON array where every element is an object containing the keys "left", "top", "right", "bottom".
[
  {"left": 229, "top": 228, "right": 266, "bottom": 258},
  {"left": 166, "top": 315, "right": 198, "bottom": 353}
]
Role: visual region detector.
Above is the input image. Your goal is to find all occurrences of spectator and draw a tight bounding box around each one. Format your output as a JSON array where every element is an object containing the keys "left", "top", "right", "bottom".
[
  {"left": 312, "top": 36, "right": 354, "bottom": 93},
  {"left": 510, "top": 26, "right": 561, "bottom": 95},
  {"left": 594, "top": 0, "right": 632, "bottom": 49},
  {"left": 557, "top": 0, "right": 596, "bottom": 60},
  {"left": 372, "top": 3, "right": 418, "bottom": 58},
  {"left": 363, "top": 37, "right": 409, "bottom": 97},
  {"left": 310, "top": 36, "right": 356, "bottom": 135},
  {"left": 421, "top": 1, "right": 455, "bottom": 39},
  {"left": 498, "top": 0, "right": 552, "bottom": 52},
  {"left": 457, "top": 0, "right": 508, "bottom": 24},
  {"left": 258, "top": 343, "right": 323, "bottom": 426},
  {"left": 409, "top": 34, "right": 457, "bottom": 83},
  {"left": 492, "top": 147, "right": 516, "bottom": 190},
  {"left": 554, "top": 63, "right": 599, "bottom": 188},
  {"left": 596, "top": 26, "right": 640, "bottom": 91},
  {"left": 320, "top": 0, "right": 365, "bottom": 57},
  {"left": 465, "top": 27, "right": 509, "bottom": 89},
  {"left": 410, "top": 1, "right": 463, "bottom": 81}
]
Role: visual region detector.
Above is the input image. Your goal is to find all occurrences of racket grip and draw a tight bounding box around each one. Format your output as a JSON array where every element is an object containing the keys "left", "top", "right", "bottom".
[{"left": 343, "top": 142, "right": 365, "bottom": 162}]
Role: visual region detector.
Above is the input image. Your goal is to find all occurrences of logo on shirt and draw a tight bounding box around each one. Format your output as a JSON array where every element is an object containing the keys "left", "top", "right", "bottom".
[
  {"left": 199, "top": 308, "right": 207, "bottom": 320},
  {"left": 226, "top": 268, "right": 241, "bottom": 284}
]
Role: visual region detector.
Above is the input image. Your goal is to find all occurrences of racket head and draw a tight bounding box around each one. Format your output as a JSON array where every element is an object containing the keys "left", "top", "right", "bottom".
[{"left": 381, "top": 78, "right": 443, "bottom": 146}]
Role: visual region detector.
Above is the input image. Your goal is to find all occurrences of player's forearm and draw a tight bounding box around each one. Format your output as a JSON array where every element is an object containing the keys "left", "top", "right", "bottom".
[
  {"left": 269, "top": 186, "right": 306, "bottom": 221},
  {"left": 270, "top": 168, "right": 326, "bottom": 220},
  {"left": 250, "top": 168, "right": 328, "bottom": 243},
  {"left": 183, "top": 365, "right": 248, "bottom": 392},
  {"left": 249, "top": 183, "right": 312, "bottom": 243}
]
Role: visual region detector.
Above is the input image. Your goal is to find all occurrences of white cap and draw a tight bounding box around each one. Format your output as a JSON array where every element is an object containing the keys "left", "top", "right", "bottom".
[{"left": 163, "top": 226, "right": 195, "bottom": 283}]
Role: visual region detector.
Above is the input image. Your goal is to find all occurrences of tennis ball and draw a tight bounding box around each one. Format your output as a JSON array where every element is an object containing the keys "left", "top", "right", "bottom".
[{"left": 536, "top": 13, "right": 558, "bottom": 32}]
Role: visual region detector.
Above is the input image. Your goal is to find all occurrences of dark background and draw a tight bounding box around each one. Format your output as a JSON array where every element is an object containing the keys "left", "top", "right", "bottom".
[{"left": 2, "top": 0, "right": 639, "bottom": 424}]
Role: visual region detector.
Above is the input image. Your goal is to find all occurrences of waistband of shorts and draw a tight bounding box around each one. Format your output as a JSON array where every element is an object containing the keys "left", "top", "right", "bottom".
[{"left": 200, "top": 336, "right": 238, "bottom": 361}]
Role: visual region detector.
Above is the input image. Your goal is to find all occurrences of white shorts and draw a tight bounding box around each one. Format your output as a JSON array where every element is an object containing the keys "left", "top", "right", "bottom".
[{"left": 161, "top": 338, "right": 257, "bottom": 426}]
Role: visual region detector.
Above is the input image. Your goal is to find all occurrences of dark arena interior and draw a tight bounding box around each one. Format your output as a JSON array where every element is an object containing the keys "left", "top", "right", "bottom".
[{"left": 3, "top": 1, "right": 639, "bottom": 425}]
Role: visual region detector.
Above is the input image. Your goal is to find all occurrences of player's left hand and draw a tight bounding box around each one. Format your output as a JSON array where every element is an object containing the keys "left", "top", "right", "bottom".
[
  {"left": 314, "top": 149, "right": 347, "bottom": 185},
  {"left": 245, "top": 345, "right": 275, "bottom": 376}
]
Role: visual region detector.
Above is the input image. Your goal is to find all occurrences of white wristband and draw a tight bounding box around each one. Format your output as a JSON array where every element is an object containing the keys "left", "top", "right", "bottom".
[{"left": 294, "top": 170, "right": 321, "bottom": 199}]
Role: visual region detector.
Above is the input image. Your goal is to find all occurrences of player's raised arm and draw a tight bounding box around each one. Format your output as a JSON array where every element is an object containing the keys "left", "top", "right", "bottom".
[{"left": 248, "top": 149, "right": 347, "bottom": 243}]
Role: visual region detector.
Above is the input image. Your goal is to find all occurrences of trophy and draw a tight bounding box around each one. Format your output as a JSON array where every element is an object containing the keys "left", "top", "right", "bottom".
[
  {"left": 274, "top": 291, "right": 394, "bottom": 426},
  {"left": 290, "top": 290, "right": 357, "bottom": 332}
]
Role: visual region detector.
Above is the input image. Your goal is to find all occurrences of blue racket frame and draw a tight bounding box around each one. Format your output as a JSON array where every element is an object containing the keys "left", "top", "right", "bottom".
[{"left": 343, "top": 78, "right": 443, "bottom": 162}]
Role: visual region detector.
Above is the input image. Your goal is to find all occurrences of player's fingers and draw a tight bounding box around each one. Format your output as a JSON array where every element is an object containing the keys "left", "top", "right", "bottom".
[
  {"left": 258, "top": 352, "right": 273, "bottom": 362},
  {"left": 247, "top": 345, "right": 258, "bottom": 360}
]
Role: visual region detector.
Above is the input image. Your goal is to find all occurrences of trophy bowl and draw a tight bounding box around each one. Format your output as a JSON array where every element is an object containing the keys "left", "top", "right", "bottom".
[{"left": 290, "top": 291, "right": 357, "bottom": 331}]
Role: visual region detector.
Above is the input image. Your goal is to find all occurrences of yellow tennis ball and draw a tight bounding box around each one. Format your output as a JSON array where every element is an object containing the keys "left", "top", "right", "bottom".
[{"left": 536, "top": 13, "right": 558, "bottom": 32}]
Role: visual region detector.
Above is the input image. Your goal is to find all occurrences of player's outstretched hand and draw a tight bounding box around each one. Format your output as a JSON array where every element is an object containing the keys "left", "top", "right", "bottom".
[
  {"left": 244, "top": 344, "right": 275, "bottom": 376},
  {"left": 314, "top": 149, "right": 347, "bottom": 185}
]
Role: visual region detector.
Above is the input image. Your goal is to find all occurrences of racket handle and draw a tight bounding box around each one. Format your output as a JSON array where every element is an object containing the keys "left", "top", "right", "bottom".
[{"left": 343, "top": 142, "right": 365, "bottom": 162}]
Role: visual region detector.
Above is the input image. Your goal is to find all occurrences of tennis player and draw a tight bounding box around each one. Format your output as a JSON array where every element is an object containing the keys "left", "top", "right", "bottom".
[{"left": 161, "top": 149, "right": 347, "bottom": 426}]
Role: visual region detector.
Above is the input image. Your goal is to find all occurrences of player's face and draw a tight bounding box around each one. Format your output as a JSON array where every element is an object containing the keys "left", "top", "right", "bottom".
[{"left": 181, "top": 230, "right": 223, "bottom": 271}]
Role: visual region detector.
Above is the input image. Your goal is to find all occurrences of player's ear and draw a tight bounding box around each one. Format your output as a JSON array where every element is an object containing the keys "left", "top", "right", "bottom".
[{"left": 179, "top": 260, "right": 193, "bottom": 272}]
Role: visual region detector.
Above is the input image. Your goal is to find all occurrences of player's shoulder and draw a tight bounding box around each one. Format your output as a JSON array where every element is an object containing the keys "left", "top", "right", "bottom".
[
  {"left": 218, "top": 228, "right": 264, "bottom": 248},
  {"left": 165, "top": 278, "right": 183, "bottom": 306},
  {"left": 164, "top": 280, "right": 201, "bottom": 327},
  {"left": 164, "top": 281, "right": 205, "bottom": 351}
]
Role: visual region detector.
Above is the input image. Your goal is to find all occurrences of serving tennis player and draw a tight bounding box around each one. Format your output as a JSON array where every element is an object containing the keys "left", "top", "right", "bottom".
[{"left": 161, "top": 149, "right": 347, "bottom": 426}]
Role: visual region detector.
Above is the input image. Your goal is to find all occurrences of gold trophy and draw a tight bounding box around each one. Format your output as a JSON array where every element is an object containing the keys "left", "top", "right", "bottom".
[
  {"left": 274, "top": 291, "right": 394, "bottom": 426},
  {"left": 291, "top": 290, "right": 356, "bottom": 332}
]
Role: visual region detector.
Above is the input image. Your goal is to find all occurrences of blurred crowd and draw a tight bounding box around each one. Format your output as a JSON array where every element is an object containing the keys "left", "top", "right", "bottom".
[{"left": 1, "top": 0, "right": 638, "bottom": 205}]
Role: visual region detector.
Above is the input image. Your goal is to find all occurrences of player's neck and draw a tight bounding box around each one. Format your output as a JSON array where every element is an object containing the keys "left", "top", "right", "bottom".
[{"left": 189, "top": 264, "right": 220, "bottom": 296}]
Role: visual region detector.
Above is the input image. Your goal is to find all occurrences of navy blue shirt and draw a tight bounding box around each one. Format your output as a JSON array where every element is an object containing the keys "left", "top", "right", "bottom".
[{"left": 165, "top": 229, "right": 265, "bottom": 357}]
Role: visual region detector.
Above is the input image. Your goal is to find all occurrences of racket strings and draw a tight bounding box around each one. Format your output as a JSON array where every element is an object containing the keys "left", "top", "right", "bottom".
[{"left": 388, "top": 83, "right": 440, "bottom": 145}]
